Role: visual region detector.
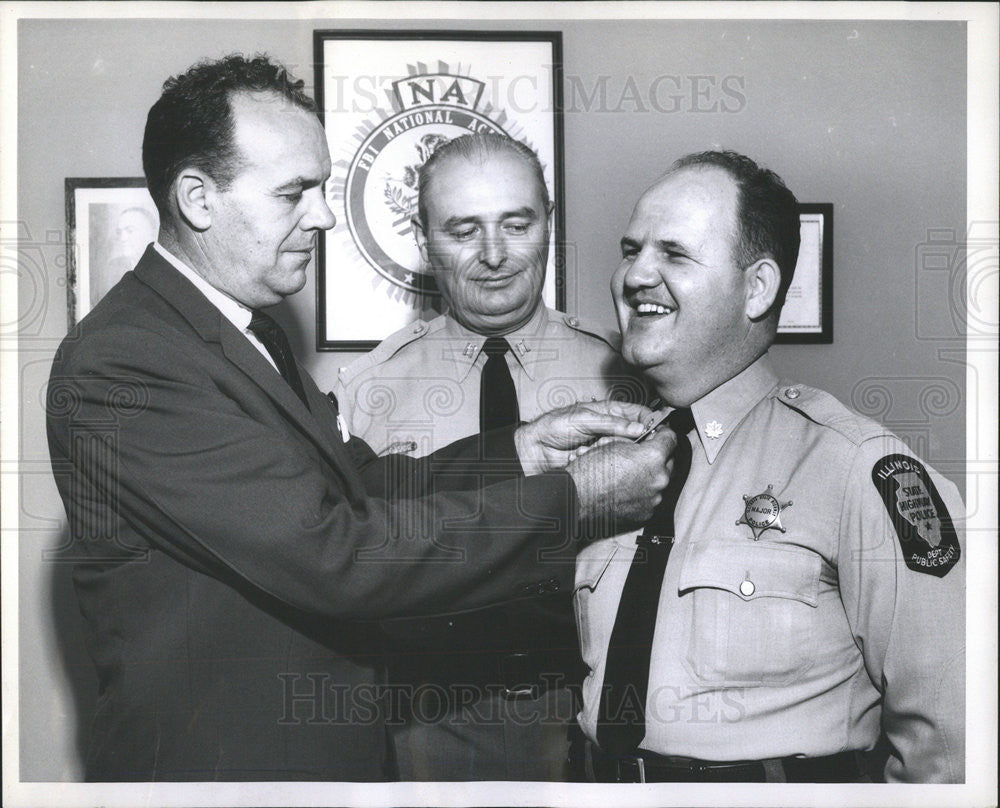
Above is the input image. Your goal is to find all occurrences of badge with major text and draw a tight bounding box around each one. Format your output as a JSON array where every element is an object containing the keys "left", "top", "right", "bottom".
[{"left": 736, "top": 484, "right": 792, "bottom": 540}]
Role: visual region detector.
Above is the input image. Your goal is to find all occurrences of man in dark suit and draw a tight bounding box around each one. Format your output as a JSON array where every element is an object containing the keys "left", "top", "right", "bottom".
[{"left": 46, "top": 55, "right": 674, "bottom": 782}]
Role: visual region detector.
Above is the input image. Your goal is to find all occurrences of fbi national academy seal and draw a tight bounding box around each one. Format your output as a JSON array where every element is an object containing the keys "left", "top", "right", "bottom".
[{"left": 333, "top": 68, "right": 517, "bottom": 302}]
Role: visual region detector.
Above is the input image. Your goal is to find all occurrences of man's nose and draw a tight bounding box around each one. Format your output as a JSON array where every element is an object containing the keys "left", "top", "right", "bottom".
[
  {"left": 479, "top": 230, "right": 507, "bottom": 270},
  {"left": 623, "top": 247, "right": 661, "bottom": 290},
  {"left": 303, "top": 190, "right": 337, "bottom": 231}
]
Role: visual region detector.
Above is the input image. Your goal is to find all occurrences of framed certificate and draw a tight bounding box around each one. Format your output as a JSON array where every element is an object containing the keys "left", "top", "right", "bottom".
[
  {"left": 314, "top": 30, "right": 564, "bottom": 350},
  {"left": 776, "top": 203, "right": 833, "bottom": 343}
]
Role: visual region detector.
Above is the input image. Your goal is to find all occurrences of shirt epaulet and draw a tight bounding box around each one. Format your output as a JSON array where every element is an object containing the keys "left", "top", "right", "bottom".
[
  {"left": 337, "top": 318, "right": 435, "bottom": 388},
  {"left": 774, "top": 380, "right": 893, "bottom": 447},
  {"left": 552, "top": 311, "right": 622, "bottom": 351}
]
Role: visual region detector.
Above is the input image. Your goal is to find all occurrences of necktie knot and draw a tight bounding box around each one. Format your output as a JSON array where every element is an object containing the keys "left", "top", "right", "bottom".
[
  {"left": 482, "top": 336, "right": 510, "bottom": 358},
  {"left": 666, "top": 406, "right": 694, "bottom": 438},
  {"left": 248, "top": 308, "right": 279, "bottom": 339},
  {"left": 246, "top": 309, "right": 309, "bottom": 411},
  {"left": 479, "top": 336, "right": 518, "bottom": 453}
]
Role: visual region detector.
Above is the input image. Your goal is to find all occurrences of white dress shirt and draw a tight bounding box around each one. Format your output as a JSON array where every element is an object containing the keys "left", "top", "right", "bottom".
[{"left": 153, "top": 242, "right": 277, "bottom": 373}]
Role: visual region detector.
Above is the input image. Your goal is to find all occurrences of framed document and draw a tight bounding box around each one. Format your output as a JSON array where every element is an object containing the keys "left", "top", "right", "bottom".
[
  {"left": 65, "top": 178, "right": 158, "bottom": 328},
  {"left": 314, "top": 30, "right": 565, "bottom": 350},
  {"left": 776, "top": 203, "right": 833, "bottom": 343}
]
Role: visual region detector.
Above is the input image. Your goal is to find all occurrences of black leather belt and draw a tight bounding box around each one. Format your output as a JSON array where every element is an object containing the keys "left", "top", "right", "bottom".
[{"left": 604, "top": 751, "right": 865, "bottom": 783}]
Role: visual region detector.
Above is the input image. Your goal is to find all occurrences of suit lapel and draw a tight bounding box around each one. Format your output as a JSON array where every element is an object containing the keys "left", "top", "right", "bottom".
[
  {"left": 133, "top": 246, "right": 360, "bottom": 482},
  {"left": 218, "top": 327, "right": 357, "bottom": 473}
]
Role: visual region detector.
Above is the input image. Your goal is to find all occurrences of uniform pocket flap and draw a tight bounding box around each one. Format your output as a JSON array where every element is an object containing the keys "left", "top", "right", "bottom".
[
  {"left": 574, "top": 538, "right": 624, "bottom": 592},
  {"left": 678, "top": 541, "right": 820, "bottom": 607}
]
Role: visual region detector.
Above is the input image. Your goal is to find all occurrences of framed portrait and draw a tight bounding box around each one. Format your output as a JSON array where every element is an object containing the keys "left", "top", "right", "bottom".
[
  {"left": 314, "top": 30, "right": 564, "bottom": 350},
  {"left": 65, "top": 178, "right": 158, "bottom": 328},
  {"left": 776, "top": 203, "right": 834, "bottom": 343}
]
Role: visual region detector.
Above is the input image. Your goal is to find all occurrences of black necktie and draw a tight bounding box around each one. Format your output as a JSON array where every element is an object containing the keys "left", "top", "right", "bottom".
[
  {"left": 596, "top": 407, "right": 695, "bottom": 758},
  {"left": 247, "top": 309, "right": 310, "bottom": 411},
  {"left": 480, "top": 337, "right": 519, "bottom": 434}
]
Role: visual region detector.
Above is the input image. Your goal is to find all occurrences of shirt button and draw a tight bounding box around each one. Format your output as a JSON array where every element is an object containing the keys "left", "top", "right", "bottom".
[
  {"left": 784, "top": 387, "right": 800, "bottom": 399},
  {"left": 565, "top": 315, "right": 579, "bottom": 328},
  {"left": 412, "top": 322, "right": 425, "bottom": 334},
  {"left": 739, "top": 579, "right": 756, "bottom": 597}
]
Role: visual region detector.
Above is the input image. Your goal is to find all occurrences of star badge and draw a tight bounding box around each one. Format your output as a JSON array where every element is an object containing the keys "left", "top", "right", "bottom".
[
  {"left": 705, "top": 420, "right": 724, "bottom": 439},
  {"left": 736, "top": 484, "right": 793, "bottom": 540}
]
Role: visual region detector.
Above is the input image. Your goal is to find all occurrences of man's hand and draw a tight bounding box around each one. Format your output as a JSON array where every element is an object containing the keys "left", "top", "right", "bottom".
[
  {"left": 514, "top": 400, "right": 652, "bottom": 476},
  {"left": 566, "top": 429, "right": 677, "bottom": 535}
]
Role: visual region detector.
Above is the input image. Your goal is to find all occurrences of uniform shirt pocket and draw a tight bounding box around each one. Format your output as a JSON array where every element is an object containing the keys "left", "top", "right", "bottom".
[
  {"left": 574, "top": 539, "right": 625, "bottom": 675},
  {"left": 678, "top": 540, "right": 821, "bottom": 686}
]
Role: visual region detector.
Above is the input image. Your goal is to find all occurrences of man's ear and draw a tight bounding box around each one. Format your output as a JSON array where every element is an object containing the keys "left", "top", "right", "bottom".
[
  {"left": 412, "top": 216, "right": 430, "bottom": 264},
  {"left": 744, "top": 257, "right": 782, "bottom": 320},
  {"left": 174, "top": 170, "right": 212, "bottom": 232}
]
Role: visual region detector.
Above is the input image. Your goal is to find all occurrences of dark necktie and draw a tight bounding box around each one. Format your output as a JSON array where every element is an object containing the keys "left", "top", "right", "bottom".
[
  {"left": 247, "top": 309, "right": 310, "bottom": 411},
  {"left": 480, "top": 337, "right": 519, "bottom": 434},
  {"left": 596, "top": 407, "right": 695, "bottom": 758}
]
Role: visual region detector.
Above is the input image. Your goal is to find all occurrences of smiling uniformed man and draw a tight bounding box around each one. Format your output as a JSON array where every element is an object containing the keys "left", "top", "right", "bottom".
[{"left": 574, "top": 150, "right": 965, "bottom": 783}]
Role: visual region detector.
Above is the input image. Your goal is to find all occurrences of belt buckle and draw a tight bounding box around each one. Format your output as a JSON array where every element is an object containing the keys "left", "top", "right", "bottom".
[
  {"left": 500, "top": 652, "right": 538, "bottom": 700},
  {"left": 617, "top": 756, "right": 648, "bottom": 783}
]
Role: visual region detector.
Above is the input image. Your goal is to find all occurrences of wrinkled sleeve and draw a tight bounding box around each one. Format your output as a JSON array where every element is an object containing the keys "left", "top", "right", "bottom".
[{"left": 47, "top": 326, "right": 580, "bottom": 624}]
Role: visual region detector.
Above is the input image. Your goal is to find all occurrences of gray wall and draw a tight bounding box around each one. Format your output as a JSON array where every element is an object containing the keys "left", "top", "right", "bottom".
[{"left": 16, "top": 17, "right": 966, "bottom": 780}]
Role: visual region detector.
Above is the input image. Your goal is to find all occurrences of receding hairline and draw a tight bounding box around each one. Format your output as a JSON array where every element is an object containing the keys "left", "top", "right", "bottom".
[
  {"left": 631, "top": 163, "right": 742, "bottom": 255},
  {"left": 417, "top": 135, "right": 551, "bottom": 230},
  {"left": 643, "top": 161, "right": 739, "bottom": 198},
  {"left": 225, "top": 89, "right": 321, "bottom": 134},
  {"left": 424, "top": 147, "right": 548, "bottom": 196},
  {"left": 220, "top": 90, "right": 325, "bottom": 168}
]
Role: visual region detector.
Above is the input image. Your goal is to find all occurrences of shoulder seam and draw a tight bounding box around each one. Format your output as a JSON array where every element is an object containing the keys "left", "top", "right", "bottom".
[
  {"left": 776, "top": 382, "right": 892, "bottom": 447},
  {"left": 553, "top": 311, "right": 621, "bottom": 350},
  {"left": 338, "top": 320, "right": 433, "bottom": 385}
]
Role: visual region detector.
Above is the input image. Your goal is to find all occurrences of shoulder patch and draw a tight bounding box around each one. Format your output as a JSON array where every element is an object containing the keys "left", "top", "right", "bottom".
[{"left": 871, "top": 453, "right": 960, "bottom": 577}]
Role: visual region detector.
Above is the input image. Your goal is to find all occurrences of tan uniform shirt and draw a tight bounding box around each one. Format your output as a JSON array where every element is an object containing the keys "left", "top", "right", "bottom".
[
  {"left": 335, "top": 305, "right": 641, "bottom": 455},
  {"left": 335, "top": 304, "right": 642, "bottom": 780},
  {"left": 575, "top": 355, "right": 965, "bottom": 783}
]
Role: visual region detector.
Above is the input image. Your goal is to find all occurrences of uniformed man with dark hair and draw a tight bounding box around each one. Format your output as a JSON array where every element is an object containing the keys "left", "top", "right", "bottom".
[
  {"left": 335, "top": 133, "right": 644, "bottom": 780},
  {"left": 574, "top": 150, "right": 965, "bottom": 783}
]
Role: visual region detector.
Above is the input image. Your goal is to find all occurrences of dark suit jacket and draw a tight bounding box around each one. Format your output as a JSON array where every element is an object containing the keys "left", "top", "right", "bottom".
[{"left": 46, "top": 246, "right": 579, "bottom": 781}]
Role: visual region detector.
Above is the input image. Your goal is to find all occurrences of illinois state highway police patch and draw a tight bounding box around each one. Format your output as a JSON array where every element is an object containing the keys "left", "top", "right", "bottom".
[{"left": 871, "top": 453, "right": 960, "bottom": 577}]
